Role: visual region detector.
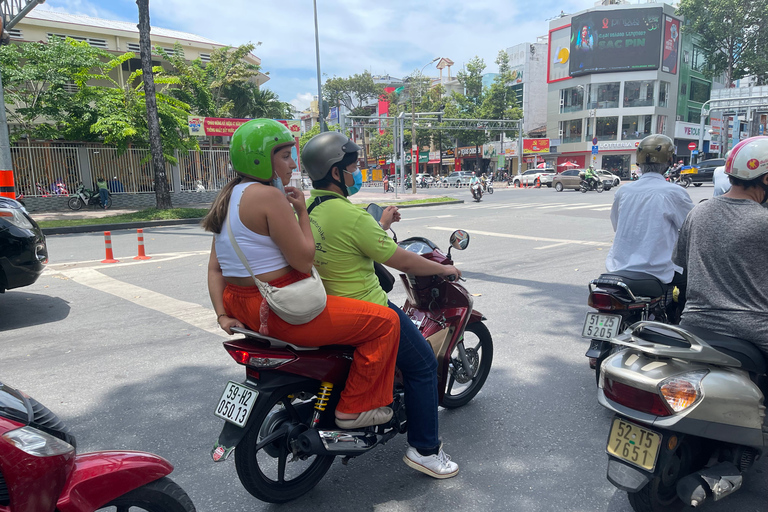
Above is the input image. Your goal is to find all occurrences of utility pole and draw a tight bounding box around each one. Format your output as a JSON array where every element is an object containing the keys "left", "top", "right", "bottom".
[
  {"left": 312, "top": 0, "right": 326, "bottom": 132},
  {"left": 410, "top": 86, "right": 417, "bottom": 194}
]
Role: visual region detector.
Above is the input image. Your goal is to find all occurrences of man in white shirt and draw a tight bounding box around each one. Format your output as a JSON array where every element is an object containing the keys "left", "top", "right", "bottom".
[
  {"left": 606, "top": 134, "right": 694, "bottom": 294},
  {"left": 712, "top": 165, "right": 731, "bottom": 197}
]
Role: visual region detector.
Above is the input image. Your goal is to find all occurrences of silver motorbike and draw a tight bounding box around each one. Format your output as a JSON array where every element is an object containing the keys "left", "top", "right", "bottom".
[{"left": 597, "top": 321, "right": 767, "bottom": 512}]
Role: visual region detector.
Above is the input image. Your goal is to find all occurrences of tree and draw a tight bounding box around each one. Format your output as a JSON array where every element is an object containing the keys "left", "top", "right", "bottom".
[
  {"left": 367, "top": 129, "right": 393, "bottom": 163},
  {"left": 137, "top": 0, "right": 172, "bottom": 209},
  {"left": 227, "top": 83, "right": 293, "bottom": 119},
  {"left": 678, "top": 0, "right": 767, "bottom": 87},
  {"left": 454, "top": 57, "right": 489, "bottom": 170},
  {"left": 323, "top": 71, "right": 385, "bottom": 117}
]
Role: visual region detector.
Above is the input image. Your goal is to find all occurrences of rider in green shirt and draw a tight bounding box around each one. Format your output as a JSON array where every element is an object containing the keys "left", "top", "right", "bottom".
[{"left": 584, "top": 166, "right": 597, "bottom": 190}]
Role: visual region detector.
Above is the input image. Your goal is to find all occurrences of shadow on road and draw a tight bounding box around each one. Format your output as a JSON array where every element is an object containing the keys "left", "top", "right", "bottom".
[{"left": 0, "top": 291, "right": 71, "bottom": 331}]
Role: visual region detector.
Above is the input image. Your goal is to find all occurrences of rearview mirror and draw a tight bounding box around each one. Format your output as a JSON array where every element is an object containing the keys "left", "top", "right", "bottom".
[
  {"left": 366, "top": 203, "right": 384, "bottom": 223},
  {"left": 450, "top": 230, "right": 470, "bottom": 251}
]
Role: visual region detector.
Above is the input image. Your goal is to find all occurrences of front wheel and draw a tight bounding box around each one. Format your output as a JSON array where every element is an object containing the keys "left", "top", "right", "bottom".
[
  {"left": 580, "top": 184, "right": 588, "bottom": 193},
  {"left": 442, "top": 322, "right": 493, "bottom": 408},
  {"left": 555, "top": 182, "right": 564, "bottom": 192},
  {"left": 487, "top": 186, "right": 493, "bottom": 194},
  {"left": 693, "top": 183, "right": 702, "bottom": 187},
  {"left": 67, "top": 197, "right": 84, "bottom": 210},
  {"left": 100, "top": 476, "right": 196, "bottom": 512},
  {"left": 682, "top": 177, "right": 692, "bottom": 188},
  {"left": 235, "top": 386, "right": 334, "bottom": 503}
]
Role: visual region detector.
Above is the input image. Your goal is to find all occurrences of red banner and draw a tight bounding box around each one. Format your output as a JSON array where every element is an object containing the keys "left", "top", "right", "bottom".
[
  {"left": 662, "top": 16, "right": 680, "bottom": 74},
  {"left": 188, "top": 117, "right": 301, "bottom": 137},
  {"left": 523, "top": 139, "right": 551, "bottom": 154}
]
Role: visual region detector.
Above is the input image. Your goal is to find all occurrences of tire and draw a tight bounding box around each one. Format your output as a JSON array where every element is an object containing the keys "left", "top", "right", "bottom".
[
  {"left": 102, "top": 476, "right": 196, "bottom": 512},
  {"left": 488, "top": 186, "right": 493, "bottom": 194},
  {"left": 614, "top": 179, "right": 620, "bottom": 187},
  {"left": 580, "top": 184, "right": 588, "bottom": 193},
  {"left": 555, "top": 182, "right": 564, "bottom": 192},
  {"left": 597, "top": 183, "right": 604, "bottom": 193},
  {"left": 67, "top": 197, "right": 84, "bottom": 210},
  {"left": 513, "top": 180, "right": 520, "bottom": 188},
  {"left": 442, "top": 322, "right": 493, "bottom": 409},
  {"left": 693, "top": 183, "right": 702, "bottom": 187},
  {"left": 235, "top": 385, "right": 334, "bottom": 503},
  {"left": 682, "top": 177, "right": 692, "bottom": 188},
  {"left": 625, "top": 439, "right": 698, "bottom": 512}
]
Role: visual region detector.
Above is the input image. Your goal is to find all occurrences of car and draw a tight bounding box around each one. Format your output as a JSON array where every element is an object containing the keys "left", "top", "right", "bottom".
[
  {"left": 552, "top": 169, "right": 614, "bottom": 192},
  {"left": 510, "top": 168, "right": 556, "bottom": 187},
  {"left": 596, "top": 169, "right": 621, "bottom": 187},
  {"left": 415, "top": 173, "right": 434, "bottom": 185},
  {"left": 0, "top": 197, "right": 48, "bottom": 292},
  {"left": 443, "top": 171, "right": 474, "bottom": 187},
  {"left": 682, "top": 158, "right": 725, "bottom": 186}
]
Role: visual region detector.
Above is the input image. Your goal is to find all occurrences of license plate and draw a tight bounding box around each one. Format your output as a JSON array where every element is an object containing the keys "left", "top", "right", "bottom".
[
  {"left": 214, "top": 381, "right": 258, "bottom": 427},
  {"left": 582, "top": 312, "right": 622, "bottom": 341},
  {"left": 606, "top": 417, "right": 662, "bottom": 471}
]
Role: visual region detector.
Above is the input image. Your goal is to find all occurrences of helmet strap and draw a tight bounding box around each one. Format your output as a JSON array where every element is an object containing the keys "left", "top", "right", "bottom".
[{"left": 331, "top": 167, "right": 349, "bottom": 197}]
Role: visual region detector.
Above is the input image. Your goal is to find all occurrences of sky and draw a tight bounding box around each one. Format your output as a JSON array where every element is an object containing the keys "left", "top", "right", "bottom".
[{"left": 41, "top": 0, "right": 604, "bottom": 112}]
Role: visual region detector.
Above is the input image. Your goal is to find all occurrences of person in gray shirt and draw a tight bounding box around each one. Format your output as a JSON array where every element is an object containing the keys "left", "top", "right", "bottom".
[{"left": 673, "top": 136, "right": 768, "bottom": 356}]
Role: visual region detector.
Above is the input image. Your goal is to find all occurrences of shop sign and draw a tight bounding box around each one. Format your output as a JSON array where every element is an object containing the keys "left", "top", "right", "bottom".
[
  {"left": 403, "top": 151, "right": 430, "bottom": 164},
  {"left": 523, "top": 138, "right": 550, "bottom": 154},
  {"left": 441, "top": 148, "right": 455, "bottom": 159},
  {"left": 595, "top": 140, "right": 641, "bottom": 151},
  {"left": 674, "top": 121, "right": 712, "bottom": 140},
  {"left": 188, "top": 117, "right": 301, "bottom": 137},
  {"left": 482, "top": 143, "right": 496, "bottom": 158},
  {"left": 457, "top": 146, "right": 480, "bottom": 157},
  {"left": 429, "top": 151, "right": 441, "bottom": 161}
]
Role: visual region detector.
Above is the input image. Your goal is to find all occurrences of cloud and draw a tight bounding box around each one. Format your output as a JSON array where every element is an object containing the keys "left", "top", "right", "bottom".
[
  {"left": 290, "top": 93, "right": 315, "bottom": 112},
  {"left": 41, "top": 0, "right": 133, "bottom": 21}
]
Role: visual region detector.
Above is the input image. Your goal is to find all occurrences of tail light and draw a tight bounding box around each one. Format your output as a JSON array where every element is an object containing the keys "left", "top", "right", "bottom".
[
  {"left": 588, "top": 292, "right": 627, "bottom": 311},
  {"left": 660, "top": 371, "right": 707, "bottom": 413},
  {"left": 225, "top": 347, "right": 296, "bottom": 369},
  {"left": 604, "top": 378, "right": 671, "bottom": 417}
]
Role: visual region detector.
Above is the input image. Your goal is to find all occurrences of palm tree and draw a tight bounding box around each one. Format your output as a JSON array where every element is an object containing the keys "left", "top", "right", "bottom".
[{"left": 228, "top": 83, "right": 292, "bottom": 119}]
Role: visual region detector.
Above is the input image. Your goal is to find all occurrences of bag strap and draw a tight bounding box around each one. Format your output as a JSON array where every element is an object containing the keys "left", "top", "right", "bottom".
[
  {"left": 225, "top": 209, "right": 266, "bottom": 290},
  {"left": 307, "top": 194, "right": 339, "bottom": 215}
]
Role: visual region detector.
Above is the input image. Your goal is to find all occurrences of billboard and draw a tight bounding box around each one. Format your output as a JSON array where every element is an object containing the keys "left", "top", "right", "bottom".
[
  {"left": 661, "top": 15, "right": 680, "bottom": 74},
  {"left": 523, "top": 139, "right": 550, "bottom": 154},
  {"left": 569, "top": 7, "right": 663, "bottom": 76},
  {"left": 547, "top": 25, "right": 572, "bottom": 83}
]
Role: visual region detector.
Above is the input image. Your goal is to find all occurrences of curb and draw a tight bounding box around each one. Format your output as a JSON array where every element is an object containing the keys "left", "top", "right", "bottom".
[{"left": 41, "top": 199, "right": 465, "bottom": 235}]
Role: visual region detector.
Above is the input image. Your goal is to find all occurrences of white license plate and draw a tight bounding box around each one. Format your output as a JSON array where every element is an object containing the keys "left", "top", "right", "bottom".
[
  {"left": 582, "top": 312, "right": 622, "bottom": 341},
  {"left": 214, "top": 381, "right": 258, "bottom": 427}
]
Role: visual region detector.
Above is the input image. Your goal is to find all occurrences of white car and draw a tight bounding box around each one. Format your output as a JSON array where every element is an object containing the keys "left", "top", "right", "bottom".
[
  {"left": 415, "top": 173, "right": 434, "bottom": 185},
  {"left": 596, "top": 170, "right": 621, "bottom": 187},
  {"left": 510, "top": 168, "right": 556, "bottom": 187}
]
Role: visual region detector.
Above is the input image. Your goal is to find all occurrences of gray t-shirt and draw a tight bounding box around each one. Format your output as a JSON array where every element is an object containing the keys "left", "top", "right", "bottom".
[{"left": 673, "top": 196, "right": 768, "bottom": 355}]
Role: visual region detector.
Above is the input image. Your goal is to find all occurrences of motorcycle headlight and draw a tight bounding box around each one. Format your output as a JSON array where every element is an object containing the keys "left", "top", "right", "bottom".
[
  {"left": 659, "top": 370, "right": 708, "bottom": 413},
  {"left": 3, "top": 426, "right": 74, "bottom": 457}
]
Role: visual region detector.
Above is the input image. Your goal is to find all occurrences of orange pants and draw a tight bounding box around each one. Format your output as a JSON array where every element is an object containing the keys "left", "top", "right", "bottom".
[{"left": 223, "top": 272, "right": 399, "bottom": 415}]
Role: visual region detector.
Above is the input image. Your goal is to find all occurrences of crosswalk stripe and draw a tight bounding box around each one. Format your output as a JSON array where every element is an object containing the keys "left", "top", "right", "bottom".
[
  {"left": 590, "top": 207, "right": 613, "bottom": 211},
  {"left": 560, "top": 204, "right": 613, "bottom": 210},
  {"left": 535, "top": 204, "right": 568, "bottom": 209}
]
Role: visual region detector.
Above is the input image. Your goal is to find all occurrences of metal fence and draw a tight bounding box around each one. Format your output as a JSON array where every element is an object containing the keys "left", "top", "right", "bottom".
[
  {"left": 178, "top": 149, "right": 234, "bottom": 191},
  {"left": 86, "top": 146, "right": 163, "bottom": 194},
  {"left": 10, "top": 145, "right": 81, "bottom": 197}
]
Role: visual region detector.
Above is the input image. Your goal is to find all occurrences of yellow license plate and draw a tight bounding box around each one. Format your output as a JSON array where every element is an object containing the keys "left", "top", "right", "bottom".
[{"left": 606, "top": 417, "right": 662, "bottom": 471}]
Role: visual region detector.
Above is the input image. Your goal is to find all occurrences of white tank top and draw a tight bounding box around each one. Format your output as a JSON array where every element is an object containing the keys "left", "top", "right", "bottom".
[{"left": 214, "top": 182, "right": 289, "bottom": 278}]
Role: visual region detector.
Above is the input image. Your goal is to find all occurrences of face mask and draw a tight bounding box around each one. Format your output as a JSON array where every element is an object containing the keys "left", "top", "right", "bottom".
[
  {"left": 346, "top": 169, "right": 363, "bottom": 196},
  {"left": 272, "top": 175, "right": 286, "bottom": 195}
]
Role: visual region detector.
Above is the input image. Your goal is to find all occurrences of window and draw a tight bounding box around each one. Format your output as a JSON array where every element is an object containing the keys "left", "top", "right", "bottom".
[
  {"left": 7, "top": 28, "right": 22, "bottom": 39},
  {"left": 127, "top": 42, "right": 141, "bottom": 53},
  {"left": 585, "top": 117, "right": 594, "bottom": 140},
  {"left": 623, "top": 81, "right": 654, "bottom": 107},
  {"left": 689, "top": 79, "right": 711, "bottom": 104},
  {"left": 199, "top": 53, "right": 211, "bottom": 62},
  {"left": 687, "top": 110, "right": 702, "bottom": 124},
  {"left": 692, "top": 46, "right": 707, "bottom": 72},
  {"left": 560, "top": 86, "right": 584, "bottom": 113},
  {"left": 621, "top": 115, "right": 652, "bottom": 140},
  {"left": 656, "top": 115, "right": 667, "bottom": 135},
  {"left": 560, "top": 119, "right": 582, "bottom": 143},
  {"left": 658, "top": 81, "right": 670, "bottom": 108},
  {"left": 48, "top": 33, "right": 108, "bottom": 49},
  {"left": 563, "top": 169, "right": 579, "bottom": 176},
  {"left": 159, "top": 47, "right": 184, "bottom": 58},
  {"left": 587, "top": 83, "right": 620, "bottom": 109},
  {"left": 596, "top": 116, "right": 619, "bottom": 140}
]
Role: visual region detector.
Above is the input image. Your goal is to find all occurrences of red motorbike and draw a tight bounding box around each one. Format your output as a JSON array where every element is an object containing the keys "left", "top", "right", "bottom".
[
  {"left": 210, "top": 207, "right": 493, "bottom": 503},
  {"left": 0, "top": 380, "right": 195, "bottom": 512}
]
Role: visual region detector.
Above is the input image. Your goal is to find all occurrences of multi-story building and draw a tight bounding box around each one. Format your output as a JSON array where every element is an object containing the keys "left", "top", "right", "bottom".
[
  {"left": 505, "top": 39, "right": 548, "bottom": 135},
  {"left": 546, "top": 3, "right": 683, "bottom": 177}
]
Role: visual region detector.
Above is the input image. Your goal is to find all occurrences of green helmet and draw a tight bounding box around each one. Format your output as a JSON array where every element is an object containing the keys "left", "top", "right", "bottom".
[
  {"left": 230, "top": 119, "right": 295, "bottom": 180},
  {"left": 636, "top": 134, "right": 675, "bottom": 166}
]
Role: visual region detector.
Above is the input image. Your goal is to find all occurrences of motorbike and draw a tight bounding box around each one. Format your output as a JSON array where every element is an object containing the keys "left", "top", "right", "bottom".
[
  {"left": 471, "top": 182, "right": 483, "bottom": 202},
  {"left": 68, "top": 184, "right": 111, "bottom": 210},
  {"left": 210, "top": 207, "right": 493, "bottom": 503},
  {"left": 580, "top": 177, "right": 605, "bottom": 193},
  {"left": 484, "top": 179, "right": 494, "bottom": 194},
  {"left": 597, "top": 322, "right": 767, "bottom": 512},
  {"left": 584, "top": 270, "right": 679, "bottom": 385},
  {"left": 666, "top": 169, "right": 692, "bottom": 188},
  {"left": 0, "top": 379, "right": 195, "bottom": 512}
]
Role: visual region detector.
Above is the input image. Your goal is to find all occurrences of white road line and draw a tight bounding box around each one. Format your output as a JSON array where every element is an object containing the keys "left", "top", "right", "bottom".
[
  {"left": 534, "top": 204, "right": 568, "bottom": 209},
  {"left": 45, "top": 250, "right": 210, "bottom": 271},
  {"left": 51, "top": 266, "right": 227, "bottom": 338},
  {"left": 426, "top": 226, "right": 612, "bottom": 247},
  {"left": 590, "top": 207, "right": 613, "bottom": 211},
  {"left": 399, "top": 215, "right": 454, "bottom": 222},
  {"left": 534, "top": 242, "right": 570, "bottom": 250},
  {"left": 561, "top": 204, "right": 613, "bottom": 210}
]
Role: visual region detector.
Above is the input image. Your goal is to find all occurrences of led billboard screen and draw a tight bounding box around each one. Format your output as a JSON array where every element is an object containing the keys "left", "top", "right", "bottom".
[{"left": 569, "top": 7, "right": 663, "bottom": 76}]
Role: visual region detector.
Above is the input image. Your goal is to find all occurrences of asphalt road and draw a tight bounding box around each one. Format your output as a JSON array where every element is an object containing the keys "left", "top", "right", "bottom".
[{"left": 2, "top": 182, "right": 765, "bottom": 512}]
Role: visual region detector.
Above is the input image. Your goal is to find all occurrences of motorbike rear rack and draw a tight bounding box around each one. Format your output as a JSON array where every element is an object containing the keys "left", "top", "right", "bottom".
[{"left": 231, "top": 327, "right": 319, "bottom": 351}]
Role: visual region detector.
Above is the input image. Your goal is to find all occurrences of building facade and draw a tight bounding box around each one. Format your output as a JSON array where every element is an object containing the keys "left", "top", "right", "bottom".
[{"left": 505, "top": 38, "right": 548, "bottom": 135}]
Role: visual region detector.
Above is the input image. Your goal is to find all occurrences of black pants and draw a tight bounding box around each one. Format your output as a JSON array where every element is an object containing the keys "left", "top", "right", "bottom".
[{"left": 665, "top": 271, "right": 687, "bottom": 323}]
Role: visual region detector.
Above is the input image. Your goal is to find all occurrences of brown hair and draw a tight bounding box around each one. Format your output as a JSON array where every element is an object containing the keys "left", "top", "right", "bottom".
[{"left": 200, "top": 176, "right": 243, "bottom": 234}]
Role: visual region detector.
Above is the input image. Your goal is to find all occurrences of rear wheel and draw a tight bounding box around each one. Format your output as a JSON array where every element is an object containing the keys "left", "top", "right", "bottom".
[
  {"left": 626, "top": 441, "right": 697, "bottom": 512},
  {"left": 235, "top": 386, "right": 334, "bottom": 503},
  {"left": 67, "top": 197, "right": 84, "bottom": 210},
  {"left": 693, "top": 183, "right": 702, "bottom": 187},
  {"left": 555, "top": 182, "right": 563, "bottom": 192},
  {"left": 597, "top": 181, "right": 605, "bottom": 193},
  {"left": 442, "top": 322, "right": 493, "bottom": 408},
  {"left": 487, "top": 185, "right": 493, "bottom": 194},
  {"left": 98, "top": 477, "right": 195, "bottom": 512}
]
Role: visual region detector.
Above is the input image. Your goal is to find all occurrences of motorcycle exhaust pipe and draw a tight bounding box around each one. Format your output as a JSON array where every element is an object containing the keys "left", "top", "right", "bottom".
[
  {"left": 297, "top": 429, "right": 379, "bottom": 456},
  {"left": 676, "top": 461, "right": 743, "bottom": 507}
]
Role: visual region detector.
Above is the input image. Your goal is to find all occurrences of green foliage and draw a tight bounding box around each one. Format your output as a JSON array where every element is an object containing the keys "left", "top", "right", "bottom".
[
  {"left": 453, "top": 56, "right": 490, "bottom": 149},
  {"left": 480, "top": 51, "right": 523, "bottom": 138},
  {"left": 368, "top": 129, "right": 393, "bottom": 162},
  {"left": 323, "top": 71, "right": 385, "bottom": 117}
]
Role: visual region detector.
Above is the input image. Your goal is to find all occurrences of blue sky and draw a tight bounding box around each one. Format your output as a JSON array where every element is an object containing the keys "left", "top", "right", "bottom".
[{"left": 43, "top": 0, "right": 600, "bottom": 112}]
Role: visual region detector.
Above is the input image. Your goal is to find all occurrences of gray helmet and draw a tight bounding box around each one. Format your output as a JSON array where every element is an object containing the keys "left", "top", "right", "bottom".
[
  {"left": 636, "top": 134, "right": 675, "bottom": 166},
  {"left": 301, "top": 132, "right": 361, "bottom": 180}
]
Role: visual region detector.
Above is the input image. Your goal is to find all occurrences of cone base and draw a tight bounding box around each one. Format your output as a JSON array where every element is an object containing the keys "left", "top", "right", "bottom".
[
  {"left": 101, "top": 259, "right": 119, "bottom": 263},
  {"left": 133, "top": 256, "right": 151, "bottom": 260}
]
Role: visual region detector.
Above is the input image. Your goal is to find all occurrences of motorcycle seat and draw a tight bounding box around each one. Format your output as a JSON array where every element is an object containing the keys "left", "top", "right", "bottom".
[
  {"left": 596, "top": 270, "right": 667, "bottom": 298},
  {"left": 683, "top": 326, "right": 768, "bottom": 375}
]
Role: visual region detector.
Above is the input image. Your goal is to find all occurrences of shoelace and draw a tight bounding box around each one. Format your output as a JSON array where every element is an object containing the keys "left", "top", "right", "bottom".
[{"left": 435, "top": 450, "right": 452, "bottom": 468}]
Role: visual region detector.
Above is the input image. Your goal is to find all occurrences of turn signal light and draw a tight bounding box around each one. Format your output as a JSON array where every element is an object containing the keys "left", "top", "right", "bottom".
[
  {"left": 588, "top": 292, "right": 626, "bottom": 311},
  {"left": 660, "top": 371, "right": 707, "bottom": 413}
]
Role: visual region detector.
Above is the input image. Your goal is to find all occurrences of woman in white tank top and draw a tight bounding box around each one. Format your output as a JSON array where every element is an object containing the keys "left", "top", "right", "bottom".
[{"left": 202, "top": 119, "right": 399, "bottom": 429}]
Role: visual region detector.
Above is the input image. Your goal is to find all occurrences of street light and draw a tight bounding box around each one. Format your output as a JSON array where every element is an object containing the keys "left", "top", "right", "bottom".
[
  {"left": 312, "top": 0, "right": 326, "bottom": 132},
  {"left": 409, "top": 57, "right": 439, "bottom": 193}
]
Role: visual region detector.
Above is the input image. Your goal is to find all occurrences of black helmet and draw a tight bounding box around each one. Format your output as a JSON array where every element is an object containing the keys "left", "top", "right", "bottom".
[{"left": 301, "top": 132, "right": 361, "bottom": 181}]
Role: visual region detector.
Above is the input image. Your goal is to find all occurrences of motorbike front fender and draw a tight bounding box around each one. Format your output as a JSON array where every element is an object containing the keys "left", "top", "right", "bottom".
[
  {"left": 607, "top": 457, "right": 650, "bottom": 493},
  {"left": 56, "top": 451, "right": 173, "bottom": 512}
]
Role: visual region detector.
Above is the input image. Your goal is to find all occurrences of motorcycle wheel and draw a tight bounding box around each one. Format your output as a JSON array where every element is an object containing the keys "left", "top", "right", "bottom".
[
  {"left": 235, "top": 386, "right": 334, "bottom": 504},
  {"left": 100, "top": 476, "right": 195, "bottom": 512},
  {"left": 580, "top": 184, "right": 588, "bottom": 193},
  {"left": 626, "top": 442, "right": 695, "bottom": 512},
  {"left": 597, "top": 182, "right": 604, "bottom": 193},
  {"left": 67, "top": 197, "right": 84, "bottom": 210},
  {"left": 682, "top": 177, "right": 692, "bottom": 188},
  {"left": 488, "top": 186, "right": 493, "bottom": 194},
  {"left": 442, "top": 322, "right": 493, "bottom": 409}
]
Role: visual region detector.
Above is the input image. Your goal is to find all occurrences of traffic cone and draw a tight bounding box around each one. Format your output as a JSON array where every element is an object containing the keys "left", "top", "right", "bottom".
[
  {"left": 101, "top": 231, "right": 119, "bottom": 263},
  {"left": 134, "top": 228, "right": 151, "bottom": 260}
]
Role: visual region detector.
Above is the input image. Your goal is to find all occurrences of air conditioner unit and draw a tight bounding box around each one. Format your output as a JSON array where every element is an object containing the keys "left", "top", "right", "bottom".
[
  {"left": 559, "top": 98, "right": 564, "bottom": 107},
  {"left": 559, "top": 129, "right": 564, "bottom": 139},
  {"left": 676, "top": 115, "right": 682, "bottom": 121}
]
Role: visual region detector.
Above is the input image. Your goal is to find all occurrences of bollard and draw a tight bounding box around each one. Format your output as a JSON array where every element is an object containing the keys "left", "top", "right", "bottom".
[
  {"left": 101, "top": 231, "right": 119, "bottom": 263},
  {"left": 134, "top": 228, "right": 151, "bottom": 260}
]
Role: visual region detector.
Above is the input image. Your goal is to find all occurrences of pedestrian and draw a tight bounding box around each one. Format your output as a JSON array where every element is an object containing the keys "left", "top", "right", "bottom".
[{"left": 96, "top": 176, "right": 110, "bottom": 209}]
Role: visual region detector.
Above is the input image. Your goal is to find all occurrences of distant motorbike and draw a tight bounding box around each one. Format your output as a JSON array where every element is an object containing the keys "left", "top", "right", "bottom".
[
  {"left": 68, "top": 184, "right": 112, "bottom": 210},
  {"left": 484, "top": 178, "right": 494, "bottom": 194},
  {"left": 580, "top": 177, "right": 605, "bottom": 193},
  {"left": 471, "top": 182, "right": 483, "bottom": 202}
]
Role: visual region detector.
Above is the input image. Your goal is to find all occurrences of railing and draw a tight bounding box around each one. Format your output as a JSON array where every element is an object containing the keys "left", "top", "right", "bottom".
[
  {"left": 86, "top": 146, "right": 163, "bottom": 194},
  {"left": 178, "top": 149, "right": 234, "bottom": 191},
  {"left": 10, "top": 145, "right": 81, "bottom": 197}
]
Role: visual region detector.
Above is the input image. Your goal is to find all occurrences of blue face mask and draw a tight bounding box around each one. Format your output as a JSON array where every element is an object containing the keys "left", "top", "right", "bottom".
[
  {"left": 272, "top": 175, "right": 286, "bottom": 195},
  {"left": 345, "top": 168, "right": 363, "bottom": 196}
]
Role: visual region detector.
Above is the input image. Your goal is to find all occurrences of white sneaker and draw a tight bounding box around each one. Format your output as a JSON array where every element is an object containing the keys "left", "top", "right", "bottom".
[{"left": 403, "top": 445, "right": 459, "bottom": 479}]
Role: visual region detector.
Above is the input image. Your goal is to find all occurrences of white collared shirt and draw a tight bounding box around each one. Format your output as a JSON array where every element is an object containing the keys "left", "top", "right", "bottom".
[{"left": 606, "top": 172, "right": 694, "bottom": 282}]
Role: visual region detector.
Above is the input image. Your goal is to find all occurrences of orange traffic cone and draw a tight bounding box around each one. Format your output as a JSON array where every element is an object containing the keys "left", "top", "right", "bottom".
[
  {"left": 101, "top": 231, "right": 119, "bottom": 263},
  {"left": 134, "top": 228, "right": 151, "bottom": 260}
]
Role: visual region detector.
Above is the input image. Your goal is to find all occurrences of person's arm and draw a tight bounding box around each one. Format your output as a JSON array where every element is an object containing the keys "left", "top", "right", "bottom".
[
  {"left": 379, "top": 206, "right": 401, "bottom": 231},
  {"left": 207, "top": 241, "right": 244, "bottom": 335},
  {"left": 384, "top": 247, "right": 460, "bottom": 280},
  {"left": 610, "top": 191, "right": 621, "bottom": 231}
]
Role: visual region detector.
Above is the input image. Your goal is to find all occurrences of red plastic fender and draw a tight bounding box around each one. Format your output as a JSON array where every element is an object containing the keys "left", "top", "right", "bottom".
[{"left": 56, "top": 451, "right": 174, "bottom": 512}]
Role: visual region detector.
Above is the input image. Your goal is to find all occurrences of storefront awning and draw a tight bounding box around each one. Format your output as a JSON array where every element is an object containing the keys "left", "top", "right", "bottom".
[{"left": 427, "top": 159, "right": 440, "bottom": 164}]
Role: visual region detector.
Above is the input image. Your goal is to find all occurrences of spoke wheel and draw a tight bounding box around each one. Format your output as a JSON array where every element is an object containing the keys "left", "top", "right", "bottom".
[
  {"left": 67, "top": 197, "right": 83, "bottom": 210},
  {"left": 97, "top": 477, "right": 195, "bottom": 512},
  {"left": 442, "top": 322, "right": 493, "bottom": 408},
  {"left": 235, "top": 386, "right": 334, "bottom": 503}
]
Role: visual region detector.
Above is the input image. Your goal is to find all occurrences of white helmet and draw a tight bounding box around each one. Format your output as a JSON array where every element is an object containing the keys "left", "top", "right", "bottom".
[{"left": 724, "top": 136, "right": 768, "bottom": 180}]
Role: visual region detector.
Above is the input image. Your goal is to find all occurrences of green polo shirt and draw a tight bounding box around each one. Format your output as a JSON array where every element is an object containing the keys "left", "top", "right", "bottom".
[{"left": 307, "top": 190, "right": 398, "bottom": 307}]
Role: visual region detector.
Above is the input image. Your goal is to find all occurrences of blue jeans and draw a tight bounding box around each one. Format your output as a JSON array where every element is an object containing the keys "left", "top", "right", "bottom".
[
  {"left": 99, "top": 188, "right": 109, "bottom": 207},
  {"left": 388, "top": 301, "right": 439, "bottom": 451}
]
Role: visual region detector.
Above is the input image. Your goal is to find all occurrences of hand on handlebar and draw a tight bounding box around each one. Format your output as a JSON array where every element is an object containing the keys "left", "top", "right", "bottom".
[
  {"left": 441, "top": 265, "right": 462, "bottom": 282},
  {"left": 380, "top": 206, "right": 401, "bottom": 231}
]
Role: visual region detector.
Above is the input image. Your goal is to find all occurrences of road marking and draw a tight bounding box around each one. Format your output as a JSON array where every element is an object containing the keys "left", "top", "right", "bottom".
[
  {"left": 591, "top": 207, "right": 613, "bottom": 211},
  {"left": 535, "top": 204, "right": 568, "bottom": 209},
  {"left": 399, "top": 215, "right": 454, "bottom": 222},
  {"left": 45, "top": 250, "right": 210, "bottom": 271},
  {"left": 50, "top": 266, "right": 227, "bottom": 338},
  {"left": 426, "top": 226, "right": 612, "bottom": 247},
  {"left": 561, "top": 204, "right": 613, "bottom": 210},
  {"left": 534, "top": 242, "right": 570, "bottom": 250}
]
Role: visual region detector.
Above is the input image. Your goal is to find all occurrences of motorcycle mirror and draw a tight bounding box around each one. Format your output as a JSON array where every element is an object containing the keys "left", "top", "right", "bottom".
[
  {"left": 449, "top": 230, "right": 470, "bottom": 251},
  {"left": 366, "top": 203, "right": 384, "bottom": 223}
]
